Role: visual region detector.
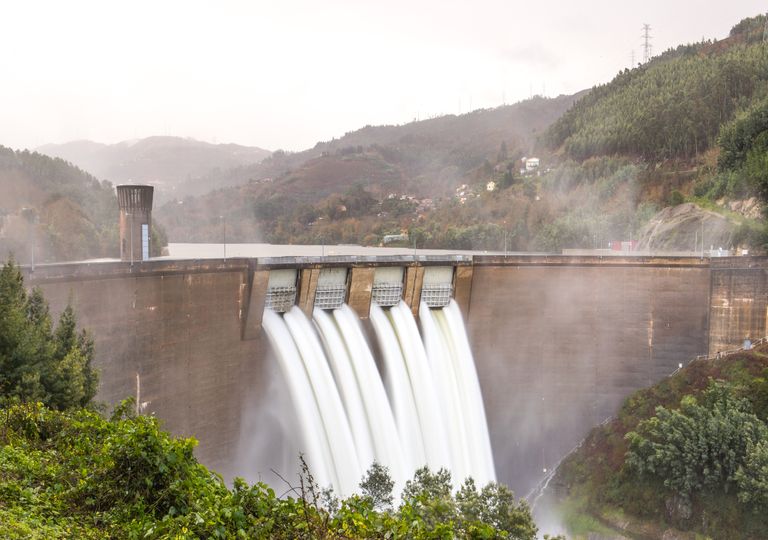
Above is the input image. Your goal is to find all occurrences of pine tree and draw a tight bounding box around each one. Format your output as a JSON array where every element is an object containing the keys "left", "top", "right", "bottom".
[{"left": 0, "top": 257, "right": 97, "bottom": 409}]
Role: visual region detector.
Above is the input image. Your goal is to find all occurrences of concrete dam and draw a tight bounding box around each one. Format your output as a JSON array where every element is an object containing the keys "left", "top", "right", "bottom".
[{"left": 22, "top": 253, "right": 768, "bottom": 495}]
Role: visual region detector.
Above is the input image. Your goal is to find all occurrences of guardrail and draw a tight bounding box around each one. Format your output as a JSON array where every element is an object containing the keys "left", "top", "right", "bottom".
[{"left": 690, "top": 336, "right": 767, "bottom": 364}]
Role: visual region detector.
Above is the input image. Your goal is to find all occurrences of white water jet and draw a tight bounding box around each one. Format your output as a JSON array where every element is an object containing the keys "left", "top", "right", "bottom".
[
  {"left": 262, "top": 297, "right": 495, "bottom": 497},
  {"left": 283, "top": 307, "right": 362, "bottom": 495},
  {"left": 261, "top": 309, "right": 335, "bottom": 490},
  {"left": 435, "top": 300, "right": 496, "bottom": 484},
  {"left": 387, "top": 301, "right": 452, "bottom": 471},
  {"left": 369, "top": 302, "right": 425, "bottom": 471},
  {"left": 420, "top": 300, "right": 472, "bottom": 484},
  {"left": 313, "top": 308, "right": 375, "bottom": 472},
  {"left": 334, "top": 304, "right": 407, "bottom": 488}
]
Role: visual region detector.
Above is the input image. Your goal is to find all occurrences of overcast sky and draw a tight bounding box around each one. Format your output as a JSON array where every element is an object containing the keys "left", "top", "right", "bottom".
[{"left": 1, "top": 0, "right": 765, "bottom": 152}]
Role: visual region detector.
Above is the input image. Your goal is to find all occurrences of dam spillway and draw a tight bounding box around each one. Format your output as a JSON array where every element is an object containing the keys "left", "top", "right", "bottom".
[
  {"left": 262, "top": 299, "right": 494, "bottom": 496},
  {"left": 21, "top": 254, "right": 768, "bottom": 495}
]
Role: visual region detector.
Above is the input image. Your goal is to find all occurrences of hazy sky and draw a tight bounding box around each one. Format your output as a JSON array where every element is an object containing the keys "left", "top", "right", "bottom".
[{"left": 1, "top": 0, "right": 766, "bottom": 152}]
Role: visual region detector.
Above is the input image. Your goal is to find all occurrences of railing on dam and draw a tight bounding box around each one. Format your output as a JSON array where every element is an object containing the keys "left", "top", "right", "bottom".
[{"left": 691, "top": 335, "right": 768, "bottom": 364}]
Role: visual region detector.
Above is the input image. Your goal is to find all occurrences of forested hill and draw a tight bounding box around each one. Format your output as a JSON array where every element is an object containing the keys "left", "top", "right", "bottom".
[
  {"left": 38, "top": 136, "right": 271, "bottom": 202},
  {"left": 156, "top": 93, "right": 583, "bottom": 243},
  {"left": 545, "top": 14, "right": 768, "bottom": 161},
  {"left": 551, "top": 346, "right": 768, "bottom": 539},
  {"left": 0, "top": 146, "right": 158, "bottom": 263}
]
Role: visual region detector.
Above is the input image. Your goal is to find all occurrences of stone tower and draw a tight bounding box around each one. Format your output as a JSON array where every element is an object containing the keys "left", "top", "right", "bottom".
[{"left": 117, "top": 185, "right": 154, "bottom": 263}]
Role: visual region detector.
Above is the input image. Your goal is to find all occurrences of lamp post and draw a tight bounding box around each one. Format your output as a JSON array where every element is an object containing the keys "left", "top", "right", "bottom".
[
  {"left": 31, "top": 213, "right": 37, "bottom": 271},
  {"left": 220, "top": 215, "right": 227, "bottom": 259},
  {"left": 21, "top": 207, "right": 38, "bottom": 271},
  {"left": 503, "top": 220, "right": 508, "bottom": 257}
]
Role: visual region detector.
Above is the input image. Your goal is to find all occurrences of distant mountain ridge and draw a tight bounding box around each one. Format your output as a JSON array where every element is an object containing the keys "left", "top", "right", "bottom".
[
  {"left": 180, "top": 93, "right": 587, "bottom": 197},
  {"left": 26, "top": 15, "right": 768, "bottom": 255},
  {"left": 156, "top": 94, "right": 585, "bottom": 243},
  {"left": 37, "top": 136, "right": 271, "bottom": 201}
]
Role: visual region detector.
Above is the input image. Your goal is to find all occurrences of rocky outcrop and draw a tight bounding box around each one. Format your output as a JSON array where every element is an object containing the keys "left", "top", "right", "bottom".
[
  {"left": 636, "top": 203, "right": 736, "bottom": 253},
  {"left": 726, "top": 197, "right": 762, "bottom": 219}
]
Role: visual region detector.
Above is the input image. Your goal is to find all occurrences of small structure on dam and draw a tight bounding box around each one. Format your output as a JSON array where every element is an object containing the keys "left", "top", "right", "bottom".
[{"left": 117, "top": 184, "right": 154, "bottom": 263}]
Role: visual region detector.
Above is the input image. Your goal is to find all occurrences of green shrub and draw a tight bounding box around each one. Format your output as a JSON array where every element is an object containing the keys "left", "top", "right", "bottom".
[{"left": 667, "top": 190, "right": 685, "bottom": 206}]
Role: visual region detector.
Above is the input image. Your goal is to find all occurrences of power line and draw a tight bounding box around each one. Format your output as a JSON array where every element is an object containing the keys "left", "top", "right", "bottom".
[{"left": 642, "top": 23, "right": 653, "bottom": 63}]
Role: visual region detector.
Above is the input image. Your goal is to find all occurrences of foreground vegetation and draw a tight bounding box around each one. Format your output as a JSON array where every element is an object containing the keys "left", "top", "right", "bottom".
[
  {"left": 0, "top": 258, "right": 559, "bottom": 539},
  {"left": 0, "top": 259, "right": 97, "bottom": 409},
  {"left": 554, "top": 347, "right": 768, "bottom": 539},
  {"left": 0, "top": 404, "right": 550, "bottom": 539}
]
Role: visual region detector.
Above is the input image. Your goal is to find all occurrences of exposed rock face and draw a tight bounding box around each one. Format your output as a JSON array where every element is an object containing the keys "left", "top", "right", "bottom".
[
  {"left": 636, "top": 203, "right": 735, "bottom": 253},
  {"left": 728, "top": 197, "right": 762, "bottom": 219}
]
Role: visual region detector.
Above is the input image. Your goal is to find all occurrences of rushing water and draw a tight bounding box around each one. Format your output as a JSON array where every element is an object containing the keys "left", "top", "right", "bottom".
[{"left": 262, "top": 299, "right": 495, "bottom": 496}]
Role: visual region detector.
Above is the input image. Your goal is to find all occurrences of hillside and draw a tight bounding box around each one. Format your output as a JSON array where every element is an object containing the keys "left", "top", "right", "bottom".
[
  {"left": 0, "top": 146, "right": 165, "bottom": 263},
  {"left": 183, "top": 93, "right": 583, "bottom": 194},
  {"left": 156, "top": 94, "right": 584, "bottom": 244},
  {"left": 548, "top": 346, "right": 768, "bottom": 539},
  {"left": 544, "top": 15, "right": 768, "bottom": 161},
  {"left": 534, "top": 15, "right": 768, "bottom": 253},
  {"left": 157, "top": 15, "right": 768, "bottom": 254},
  {"left": 416, "top": 14, "right": 768, "bottom": 253},
  {"left": 37, "top": 136, "right": 271, "bottom": 202}
]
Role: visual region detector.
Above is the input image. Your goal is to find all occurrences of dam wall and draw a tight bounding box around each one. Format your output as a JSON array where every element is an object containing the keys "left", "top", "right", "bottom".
[
  {"left": 22, "top": 254, "right": 763, "bottom": 493},
  {"left": 26, "top": 259, "right": 266, "bottom": 476},
  {"left": 467, "top": 255, "right": 710, "bottom": 491},
  {"left": 709, "top": 257, "right": 768, "bottom": 354}
]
